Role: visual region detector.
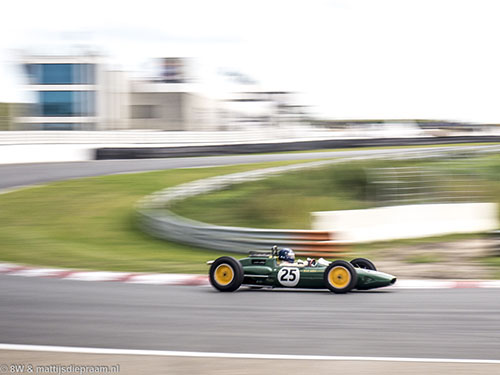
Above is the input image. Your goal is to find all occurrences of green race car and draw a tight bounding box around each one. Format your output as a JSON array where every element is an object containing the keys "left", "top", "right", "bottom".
[{"left": 207, "top": 246, "right": 396, "bottom": 294}]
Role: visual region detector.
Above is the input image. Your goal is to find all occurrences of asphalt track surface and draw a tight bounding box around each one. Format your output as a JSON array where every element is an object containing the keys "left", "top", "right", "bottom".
[
  {"left": 0, "top": 147, "right": 465, "bottom": 190},
  {"left": 1, "top": 148, "right": 500, "bottom": 362},
  {"left": 1, "top": 276, "right": 500, "bottom": 360}
]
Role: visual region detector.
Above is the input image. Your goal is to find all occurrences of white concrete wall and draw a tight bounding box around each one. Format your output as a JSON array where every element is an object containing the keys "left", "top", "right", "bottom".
[
  {"left": 183, "top": 93, "right": 220, "bottom": 131},
  {"left": 312, "top": 203, "right": 499, "bottom": 243},
  {"left": 0, "top": 128, "right": 338, "bottom": 145},
  {"left": 0, "top": 145, "right": 95, "bottom": 164},
  {"left": 0, "top": 127, "right": 336, "bottom": 164}
]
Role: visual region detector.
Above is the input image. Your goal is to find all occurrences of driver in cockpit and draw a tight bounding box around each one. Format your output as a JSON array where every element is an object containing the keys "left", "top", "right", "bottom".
[{"left": 273, "top": 246, "right": 326, "bottom": 267}]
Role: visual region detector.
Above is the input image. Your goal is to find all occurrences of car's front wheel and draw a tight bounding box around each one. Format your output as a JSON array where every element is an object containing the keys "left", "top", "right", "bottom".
[
  {"left": 209, "top": 256, "right": 244, "bottom": 292},
  {"left": 324, "top": 260, "right": 358, "bottom": 294}
]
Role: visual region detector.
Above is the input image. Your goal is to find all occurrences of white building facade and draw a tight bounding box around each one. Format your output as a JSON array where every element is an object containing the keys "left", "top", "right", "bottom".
[{"left": 17, "top": 55, "right": 308, "bottom": 132}]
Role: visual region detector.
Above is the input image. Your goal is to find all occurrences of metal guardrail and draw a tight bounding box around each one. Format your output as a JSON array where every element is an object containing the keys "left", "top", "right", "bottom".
[
  {"left": 136, "top": 145, "right": 500, "bottom": 256},
  {"left": 138, "top": 210, "right": 341, "bottom": 257},
  {"left": 137, "top": 159, "right": 354, "bottom": 256}
]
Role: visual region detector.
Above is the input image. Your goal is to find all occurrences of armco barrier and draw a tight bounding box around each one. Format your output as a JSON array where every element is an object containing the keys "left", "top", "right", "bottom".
[
  {"left": 136, "top": 145, "right": 500, "bottom": 256},
  {"left": 137, "top": 159, "right": 350, "bottom": 256},
  {"left": 138, "top": 210, "right": 342, "bottom": 256}
]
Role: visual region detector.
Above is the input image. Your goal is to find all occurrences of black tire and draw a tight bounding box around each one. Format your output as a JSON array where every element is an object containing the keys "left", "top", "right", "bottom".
[
  {"left": 350, "top": 258, "right": 377, "bottom": 271},
  {"left": 324, "top": 260, "right": 358, "bottom": 294},
  {"left": 209, "top": 257, "right": 244, "bottom": 292}
]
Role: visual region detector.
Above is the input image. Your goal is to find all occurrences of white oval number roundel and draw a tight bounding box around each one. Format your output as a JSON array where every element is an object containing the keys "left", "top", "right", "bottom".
[{"left": 278, "top": 267, "right": 300, "bottom": 287}]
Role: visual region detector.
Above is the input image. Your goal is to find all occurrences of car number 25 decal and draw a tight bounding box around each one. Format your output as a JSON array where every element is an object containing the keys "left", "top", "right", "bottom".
[{"left": 277, "top": 267, "right": 300, "bottom": 287}]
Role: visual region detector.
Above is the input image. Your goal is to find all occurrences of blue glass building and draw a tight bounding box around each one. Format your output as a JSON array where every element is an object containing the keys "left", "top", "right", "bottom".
[
  {"left": 17, "top": 54, "right": 226, "bottom": 131},
  {"left": 21, "top": 59, "right": 99, "bottom": 130}
]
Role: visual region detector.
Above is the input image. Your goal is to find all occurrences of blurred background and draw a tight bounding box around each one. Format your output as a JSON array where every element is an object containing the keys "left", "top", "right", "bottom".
[{"left": 2, "top": 0, "right": 500, "bottom": 131}]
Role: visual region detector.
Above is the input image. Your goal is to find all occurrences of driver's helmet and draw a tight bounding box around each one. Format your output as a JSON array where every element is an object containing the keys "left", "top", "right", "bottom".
[{"left": 278, "top": 248, "right": 295, "bottom": 263}]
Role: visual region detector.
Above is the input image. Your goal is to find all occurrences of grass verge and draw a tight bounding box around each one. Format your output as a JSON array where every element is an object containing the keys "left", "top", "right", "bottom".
[
  {"left": 2, "top": 148, "right": 500, "bottom": 275},
  {"left": 172, "top": 155, "right": 500, "bottom": 229},
  {"left": 0, "top": 159, "right": 311, "bottom": 273},
  {"left": 171, "top": 154, "right": 500, "bottom": 275}
]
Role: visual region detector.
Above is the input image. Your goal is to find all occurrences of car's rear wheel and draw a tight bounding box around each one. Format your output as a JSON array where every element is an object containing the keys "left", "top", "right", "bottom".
[
  {"left": 350, "top": 258, "right": 377, "bottom": 271},
  {"left": 324, "top": 260, "right": 358, "bottom": 294},
  {"left": 209, "top": 257, "right": 244, "bottom": 292}
]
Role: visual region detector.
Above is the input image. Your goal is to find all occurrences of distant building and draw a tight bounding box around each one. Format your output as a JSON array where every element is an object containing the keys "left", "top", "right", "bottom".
[
  {"left": 220, "top": 91, "right": 309, "bottom": 129},
  {"left": 16, "top": 54, "right": 217, "bottom": 131},
  {"left": 129, "top": 81, "right": 218, "bottom": 131},
  {"left": 160, "top": 58, "right": 185, "bottom": 84},
  {"left": 17, "top": 54, "right": 129, "bottom": 130},
  {"left": 16, "top": 53, "right": 308, "bottom": 131}
]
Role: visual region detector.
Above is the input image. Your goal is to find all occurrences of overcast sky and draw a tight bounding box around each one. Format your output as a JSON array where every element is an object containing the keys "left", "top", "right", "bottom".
[{"left": 1, "top": 0, "right": 500, "bottom": 122}]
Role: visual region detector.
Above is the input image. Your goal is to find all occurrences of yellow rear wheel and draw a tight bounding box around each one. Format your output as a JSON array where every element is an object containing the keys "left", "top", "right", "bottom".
[
  {"left": 209, "top": 256, "right": 244, "bottom": 292},
  {"left": 214, "top": 264, "right": 234, "bottom": 286}
]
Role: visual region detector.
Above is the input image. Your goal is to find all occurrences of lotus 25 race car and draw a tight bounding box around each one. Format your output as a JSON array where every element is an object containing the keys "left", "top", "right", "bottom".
[{"left": 207, "top": 246, "right": 396, "bottom": 294}]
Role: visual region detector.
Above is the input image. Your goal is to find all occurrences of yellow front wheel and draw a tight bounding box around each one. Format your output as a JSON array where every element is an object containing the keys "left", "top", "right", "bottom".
[
  {"left": 209, "top": 257, "right": 244, "bottom": 292},
  {"left": 324, "top": 260, "right": 357, "bottom": 294}
]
